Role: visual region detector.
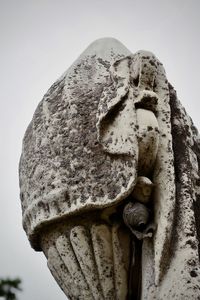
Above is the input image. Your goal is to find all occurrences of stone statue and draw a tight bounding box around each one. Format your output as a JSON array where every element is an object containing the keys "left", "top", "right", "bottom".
[{"left": 19, "top": 38, "right": 200, "bottom": 299}]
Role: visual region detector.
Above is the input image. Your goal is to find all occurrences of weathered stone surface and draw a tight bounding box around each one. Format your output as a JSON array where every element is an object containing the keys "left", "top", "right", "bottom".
[
  {"left": 19, "top": 38, "right": 136, "bottom": 250},
  {"left": 41, "top": 218, "right": 130, "bottom": 300},
  {"left": 19, "top": 38, "right": 200, "bottom": 299}
]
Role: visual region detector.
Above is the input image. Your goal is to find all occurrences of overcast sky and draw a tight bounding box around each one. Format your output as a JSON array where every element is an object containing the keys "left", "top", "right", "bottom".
[{"left": 1, "top": 1, "right": 200, "bottom": 299}]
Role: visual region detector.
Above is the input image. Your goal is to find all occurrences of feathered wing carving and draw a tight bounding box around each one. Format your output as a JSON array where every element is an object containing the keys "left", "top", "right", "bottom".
[{"left": 41, "top": 222, "right": 131, "bottom": 300}]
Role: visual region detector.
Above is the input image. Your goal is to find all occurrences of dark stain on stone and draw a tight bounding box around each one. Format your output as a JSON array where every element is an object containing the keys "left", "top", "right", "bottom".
[
  {"left": 97, "top": 58, "right": 110, "bottom": 70},
  {"left": 186, "top": 239, "right": 197, "bottom": 250},
  {"left": 190, "top": 270, "right": 198, "bottom": 277},
  {"left": 64, "top": 191, "right": 71, "bottom": 207},
  {"left": 169, "top": 82, "right": 200, "bottom": 260}
]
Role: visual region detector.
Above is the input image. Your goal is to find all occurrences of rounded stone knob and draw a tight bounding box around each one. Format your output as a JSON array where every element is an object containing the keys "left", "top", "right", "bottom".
[{"left": 123, "top": 202, "right": 150, "bottom": 231}]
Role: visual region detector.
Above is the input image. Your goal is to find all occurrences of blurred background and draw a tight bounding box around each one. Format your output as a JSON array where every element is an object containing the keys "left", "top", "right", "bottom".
[{"left": 1, "top": 0, "right": 200, "bottom": 299}]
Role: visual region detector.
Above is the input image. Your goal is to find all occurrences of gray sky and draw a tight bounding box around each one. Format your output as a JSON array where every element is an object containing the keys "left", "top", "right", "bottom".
[{"left": 0, "top": 0, "right": 200, "bottom": 299}]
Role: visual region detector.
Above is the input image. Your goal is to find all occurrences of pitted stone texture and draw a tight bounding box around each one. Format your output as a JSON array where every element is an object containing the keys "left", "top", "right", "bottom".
[
  {"left": 19, "top": 39, "right": 136, "bottom": 249},
  {"left": 19, "top": 38, "right": 200, "bottom": 299},
  {"left": 19, "top": 39, "right": 167, "bottom": 250}
]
